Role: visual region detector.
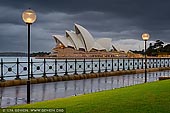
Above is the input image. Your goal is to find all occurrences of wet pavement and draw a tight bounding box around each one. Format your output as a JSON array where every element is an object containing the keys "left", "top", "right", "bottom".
[{"left": 0, "top": 70, "right": 170, "bottom": 108}]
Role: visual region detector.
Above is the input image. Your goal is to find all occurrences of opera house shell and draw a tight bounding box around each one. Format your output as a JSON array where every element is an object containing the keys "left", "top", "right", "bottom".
[{"left": 50, "top": 24, "right": 125, "bottom": 58}]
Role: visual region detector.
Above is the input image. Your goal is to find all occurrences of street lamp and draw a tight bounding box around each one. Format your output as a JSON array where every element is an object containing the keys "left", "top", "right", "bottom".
[
  {"left": 142, "top": 33, "right": 150, "bottom": 83},
  {"left": 22, "top": 9, "right": 37, "bottom": 104}
]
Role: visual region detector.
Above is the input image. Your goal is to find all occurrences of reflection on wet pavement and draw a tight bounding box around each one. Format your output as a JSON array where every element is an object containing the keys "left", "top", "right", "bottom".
[{"left": 0, "top": 70, "right": 169, "bottom": 108}]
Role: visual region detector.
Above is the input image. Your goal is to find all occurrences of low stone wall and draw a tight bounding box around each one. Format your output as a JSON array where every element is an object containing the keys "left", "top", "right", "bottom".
[
  {"left": 0, "top": 67, "right": 170, "bottom": 87},
  {"left": 159, "top": 76, "right": 170, "bottom": 80}
]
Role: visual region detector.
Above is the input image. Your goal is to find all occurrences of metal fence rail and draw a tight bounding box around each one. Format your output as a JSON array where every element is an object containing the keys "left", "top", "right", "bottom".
[{"left": 0, "top": 58, "right": 170, "bottom": 81}]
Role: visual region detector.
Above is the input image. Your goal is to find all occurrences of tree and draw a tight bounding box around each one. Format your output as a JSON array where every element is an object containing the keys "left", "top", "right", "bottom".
[
  {"left": 153, "top": 40, "right": 164, "bottom": 51},
  {"left": 162, "top": 44, "right": 170, "bottom": 52},
  {"left": 146, "top": 40, "right": 165, "bottom": 56},
  {"left": 130, "top": 40, "right": 169, "bottom": 57}
]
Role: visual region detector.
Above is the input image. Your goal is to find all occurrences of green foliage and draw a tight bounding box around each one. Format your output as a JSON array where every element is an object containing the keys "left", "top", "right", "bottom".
[
  {"left": 146, "top": 40, "right": 165, "bottom": 56},
  {"left": 162, "top": 44, "right": 170, "bottom": 52},
  {"left": 131, "top": 40, "right": 169, "bottom": 56},
  {"left": 11, "top": 80, "right": 170, "bottom": 113}
]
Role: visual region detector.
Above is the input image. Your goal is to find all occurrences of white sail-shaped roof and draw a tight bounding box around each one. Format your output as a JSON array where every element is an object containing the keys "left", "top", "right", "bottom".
[
  {"left": 67, "top": 38, "right": 75, "bottom": 48},
  {"left": 92, "top": 42, "right": 106, "bottom": 51},
  {"left": 52, "top": 24, "right": 116, "bottom": 52},
  {"left": 96, "top": 38, "right": 113, "bottom": 51},
  {"left": 66, "top": 30, "right": 85, "bottom": 50},
  {"left": 53, "top": 35, "right": 68, "bottom": 47},
  {"left": 75, "top": 24, "right": 95, "bottom": 51}
]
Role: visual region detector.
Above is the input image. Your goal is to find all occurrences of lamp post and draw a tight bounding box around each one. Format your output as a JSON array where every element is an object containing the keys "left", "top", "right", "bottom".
[
  {"left": 142, "top": 33, "right": 150, "bottom": 83},
  {"left": 22, "top": 9, "right": 36, "bottom": 104}
]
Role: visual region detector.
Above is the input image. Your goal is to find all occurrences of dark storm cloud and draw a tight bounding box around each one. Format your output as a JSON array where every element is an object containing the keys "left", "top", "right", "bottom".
[{"left": 0, "top": 0, "right": 170, "bottom": 52}]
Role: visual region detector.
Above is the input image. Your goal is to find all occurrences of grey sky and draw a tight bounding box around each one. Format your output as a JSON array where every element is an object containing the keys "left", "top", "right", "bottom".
[{"left": 0, "top": 0, "right": 170, "bottom": 52}]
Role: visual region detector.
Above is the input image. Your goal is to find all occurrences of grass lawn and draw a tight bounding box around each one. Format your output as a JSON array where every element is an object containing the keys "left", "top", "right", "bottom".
[{"left": 10, "top": 80, "right": 170, "bottom": 113}]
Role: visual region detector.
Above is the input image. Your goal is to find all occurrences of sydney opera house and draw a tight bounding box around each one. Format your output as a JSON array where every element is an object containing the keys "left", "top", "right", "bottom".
[{"left": 50, "top": 24, "right": 126, "bottom": 58}]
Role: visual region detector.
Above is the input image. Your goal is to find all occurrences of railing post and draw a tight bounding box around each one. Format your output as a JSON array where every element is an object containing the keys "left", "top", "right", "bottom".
[
  {"left": 122, "top": 58, "right": 125, "bottom": 70},
  {"left": 117, "top": 59, "right": 119, "bottom": 71},
  {"left": 111, "top": 58, "right": 114, "bottom": 71},
  {"left": 74, "top": 59, "right": 78, "bottom": 75},
  {"left": 141, "top": 58, "right": 143, "bottom": 69},
  {"left": 160, "top": 58, "right": 161, "bottom": 67},
  {"left": 137, "top": 59, "right": 139, "bottom": 69},
  {"left": 54, "top": 59, "right": 58, "bottom": 76},
  {"left": 42, "top": 59, "right": 47, "bottom": 77},
  {"left": 133, "top": 58, "right": 135, "bottom": 70},
  {"left": 149, "top": 59, "right": 151, "bottom": 68},
  {"left": 15, "top": 58, "right": 20, "bottom": 80},
  {"left": 31, "top": 59, "right": 34, "bottom": 78},
  {"left": 91, "top": 59, "right": 94, "bottom": 73},
  {"left": 152, "top": 59, "right": 154, "bottom": 68},
  {"left": 64, "top": 59, "right": 68, "bottom": 75},
  {"left": 0, "top": 59, "right": 5, "bottom": 81},
  {"left": 128, "top": 59, "right": 130, "bottom": 70},
  {"left": 98, "top": 58, "right": 101, "bottom": 73},
  {"left": 156, "top": 58, "right": 158, "bottom": 68},
  {"left": 163, "top": 58, "right": 165, "bottom": 67},
  {"left": 83, "top": 58, "right": 86, "bottom": 74},
  {"left": 105, "top": 59, "right": 107, "bottom": 72}
]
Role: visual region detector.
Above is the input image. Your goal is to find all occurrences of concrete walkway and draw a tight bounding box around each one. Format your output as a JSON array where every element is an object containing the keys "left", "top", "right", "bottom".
[{"left": 0, "top": 70, "right": 170, "bottom": 108}]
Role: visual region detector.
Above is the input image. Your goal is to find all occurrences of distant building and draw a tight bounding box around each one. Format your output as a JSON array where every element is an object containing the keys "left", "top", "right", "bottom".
[{"left": 50, "top": 24, "right": 126, "bottom": 58}]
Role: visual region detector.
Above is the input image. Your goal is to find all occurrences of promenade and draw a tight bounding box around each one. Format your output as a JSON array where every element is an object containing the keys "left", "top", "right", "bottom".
[{"left": 1, "top": 70, "right": 170, "bottom": 108}]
